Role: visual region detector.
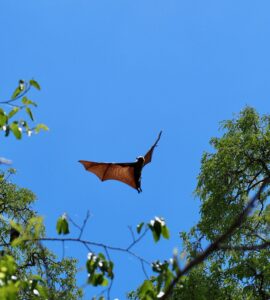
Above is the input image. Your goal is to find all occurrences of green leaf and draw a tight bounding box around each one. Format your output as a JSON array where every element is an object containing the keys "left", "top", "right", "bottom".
[
  {"left": 137, "top": 222, "right": 144, "bottom": 234},
  {"left": 98, "top": 253, "right": 106, "bottom": 260},
  {"left": 149, "top": 219, "right": 162, "bottom": 242},
  {"left": 56, "top": 215, "right": 69, "bottom": 235},
  {"left": 11, "top": 87, "right": 22, "bottom": 99},
  {"left": 100, "top": 277, "right": 108, "bottom": 286},
  {"left": 10, "top": 123, "right": 22, "bottom": 139},
  {"left": 22, "top": 97, "right": 37, "bottom": 107},
  {"left": 8, "top": 107, "right": 20, "bottom": 119},
  {"left": 86, "top": 258, "right": 95, "bottom": 274},
  {"left": 0, "top": 114, "right": 8, "bottom": 127},
  {"left": 161, "top": 225, "right": 170, "bottom": 239},
  {"left": 29, "top": 79, "right": 41, "bottom": 90},
  {"left": 25, "top": 217, "right": 44, "bottom": 239},
  {"left": 148, "top": 217, "right": 169, "bottom": 242},
  {"left": 35, "top": 124, "right": 49, "bottom": 133},
  {"left": 56, "top": 218, "right": 62, "bottom": 234},
  {"left": 25, "top": 107, "right": 34, "bottom": 121},
  {"left": 138, "top": 280, "right": 156, "bottom": 298},
  {"left": 108, "top": 261, "right": 114, "bottom": 279},
  {"left": 88, "top": 273, "right": 107, "bottom": 287},
  {"left": 265, "top": 204, "right": 270, "bottom": 224},
  {"left": 62, "top": 218, "right": 70, "bottom": 234}
]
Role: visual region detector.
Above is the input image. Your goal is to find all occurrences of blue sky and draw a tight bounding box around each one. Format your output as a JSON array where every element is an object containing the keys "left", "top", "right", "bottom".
[{"left": 1, "top": 0, "right": 270, "bottom": 298}]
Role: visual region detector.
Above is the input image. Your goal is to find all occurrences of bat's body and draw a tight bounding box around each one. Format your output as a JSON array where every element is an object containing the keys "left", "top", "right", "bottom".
[{"left": 79, "top": 131, "right": 162, "bottom": 193}]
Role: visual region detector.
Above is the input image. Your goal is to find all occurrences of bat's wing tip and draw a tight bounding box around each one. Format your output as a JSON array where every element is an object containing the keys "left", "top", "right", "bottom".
[{"left": 78, "top": 160, "right": 87, "bottom": 168}]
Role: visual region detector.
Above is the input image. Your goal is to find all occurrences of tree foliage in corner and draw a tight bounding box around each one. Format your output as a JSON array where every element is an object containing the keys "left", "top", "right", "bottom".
[
  {"left": 0, "top": 175, "right": 82, "bottom": 299},
  {"left": 128, "top": 107, "right": 270, "bottom": 299},
  {"left": 172, "top": 107, "right": 270, "bottom": 299},
  {"left": 0, "top": 81, "right": 82, "bottom": 299}
]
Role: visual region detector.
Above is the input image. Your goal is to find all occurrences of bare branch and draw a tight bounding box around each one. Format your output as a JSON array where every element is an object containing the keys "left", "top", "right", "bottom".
[
  {"left": 0, "top": 236, "right": 151, "bottom": 266},
  {"left": 126, "top": 227, "right": 149, "bottom": 251},
  {"left": 67, "top": 210, "right": 91, "bottom": 239},
  {"left": 140, "top": 259, "right": 149, "bottom": 279},
  {"left": 67, "top": 217, "right": 81, "bottom": 232},
  {"left": 128, "top": 226, "right": 136, "bottom": 243},
  {"left": 79, "top": 210, "right": 91, "bottom": 239}
]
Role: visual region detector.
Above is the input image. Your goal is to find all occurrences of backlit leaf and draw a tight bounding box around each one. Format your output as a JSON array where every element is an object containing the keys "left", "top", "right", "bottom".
[
  {"left": 25, "top": 107, "right": 34, "bottom": 121},
  {"left": 10, "top": 123, "right": 22, "bottom": 139},
  {"left": 29, "top": 79, "right": 41, "bottom": 90}
]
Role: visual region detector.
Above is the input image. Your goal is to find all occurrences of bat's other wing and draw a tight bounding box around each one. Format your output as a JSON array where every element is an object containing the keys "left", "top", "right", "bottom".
[
  {"left": 79, "top": 160, "right": 137, "bottom": 190},
  {"left": 143, "top": 131, "right": 162, "bottom": 166}
]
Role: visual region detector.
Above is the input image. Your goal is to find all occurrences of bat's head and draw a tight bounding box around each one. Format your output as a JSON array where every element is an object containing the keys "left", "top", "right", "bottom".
[{"left": 136, "top": 156, "right": 145, "bottom": 163}]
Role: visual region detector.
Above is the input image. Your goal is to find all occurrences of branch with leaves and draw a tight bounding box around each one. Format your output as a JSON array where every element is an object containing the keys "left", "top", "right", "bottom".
[
  {"left": 1, "top": 210, "right": 170, "bottom": 300},
  {"left": 0, "top": 80, "right": 48, "bottom": 139},
  {"left": 158, "top": 178, "right": 270, "bottom": 299},
  {"left": 129, "top": 108, "right": 270, "bottom": 300}
]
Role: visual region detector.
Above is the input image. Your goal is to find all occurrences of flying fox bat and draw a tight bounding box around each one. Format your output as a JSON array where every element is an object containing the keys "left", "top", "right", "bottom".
[{"left": 79, "top": 131, "right": 162, "bottom": 193}]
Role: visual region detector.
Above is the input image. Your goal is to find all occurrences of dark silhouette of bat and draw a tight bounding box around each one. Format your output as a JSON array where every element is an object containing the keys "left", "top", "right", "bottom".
[{"left": 79, "top": 131, "right": 162, "bottom": 193}]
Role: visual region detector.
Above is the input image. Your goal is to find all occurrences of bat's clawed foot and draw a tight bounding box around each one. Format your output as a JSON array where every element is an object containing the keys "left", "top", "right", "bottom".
[{"left": 137, "top": 187, "right": 142, "bottom": 193}]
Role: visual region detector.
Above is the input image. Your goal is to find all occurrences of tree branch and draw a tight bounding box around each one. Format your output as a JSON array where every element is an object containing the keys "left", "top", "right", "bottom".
[
  {"left": 0, "top": 236, "right": 151, "bottom": 266},
  {"left": 218, "top": 241, "right": 270, "bottom": 251},
  {"left": 160, "top": 177, "right": 270, "bottom": 300},
  {"left": 0, "top": 83, "right": 31, "bottom": 106}
]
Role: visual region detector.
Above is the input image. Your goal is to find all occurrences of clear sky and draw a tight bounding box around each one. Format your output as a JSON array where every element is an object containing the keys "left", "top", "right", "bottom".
[{"left": 1, "top": 0, "right": 270, "bottom": 298}]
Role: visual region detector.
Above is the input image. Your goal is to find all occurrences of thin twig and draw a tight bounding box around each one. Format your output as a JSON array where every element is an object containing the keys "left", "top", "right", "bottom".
[
  {"left": 0, "top": 237, "right": 151, "bottom": 265},
  {"left": 140, "top": 260, "right": 149, "bottom": 279},
  {"left": 128, "top": 226, "right": 136, "bottom": 243},
  {"left": 78, "top": 210, "right": 91, "bottom": 239},
  {"left": 0, "top": 83, "right": 31, "bottom": 105},
  {"left": 82, "top": 241, "right": 93, "bottom": 253},
  {"left": 67, "top": 210, "right": 91, "bottom": 239},
  {"left": 126, "top": 228, "right": 149, "bottom": 251},
  {"left": 67, "top": 217, "right": 81, "bottom": 232}
]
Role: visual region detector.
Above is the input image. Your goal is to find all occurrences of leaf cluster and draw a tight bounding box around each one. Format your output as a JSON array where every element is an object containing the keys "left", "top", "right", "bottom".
[
  {"left": 0, "top": 173, "right": 83, "bottom": 299},
  {"left": 0, "top": 80, "right": 48, "bottom": 139},
  {"left": 86, "top": 252, "right": 114, "bottom": 287}
]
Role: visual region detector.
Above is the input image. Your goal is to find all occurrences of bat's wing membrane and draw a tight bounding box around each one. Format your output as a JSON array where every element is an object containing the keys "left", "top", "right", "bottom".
[
  {"left": 143, "top": 131, "right": 162, "bottom": 166},
  {"left": 79, "top": 160, "right": 137, "bottom": 190}
]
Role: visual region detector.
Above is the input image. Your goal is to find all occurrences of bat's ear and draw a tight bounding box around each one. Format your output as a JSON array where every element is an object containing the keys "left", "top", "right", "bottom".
[{"left": 136, "top": 156, "right": 145, "bottom": 162}]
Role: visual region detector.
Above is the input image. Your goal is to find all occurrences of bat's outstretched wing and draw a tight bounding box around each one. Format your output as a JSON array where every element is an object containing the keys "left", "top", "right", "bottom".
[
  {"left": 79, "top": 160, "right": 137, "bottom": 190},
  {"left": 143, "top": 131, "right": 162, "bottom": 166}
]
